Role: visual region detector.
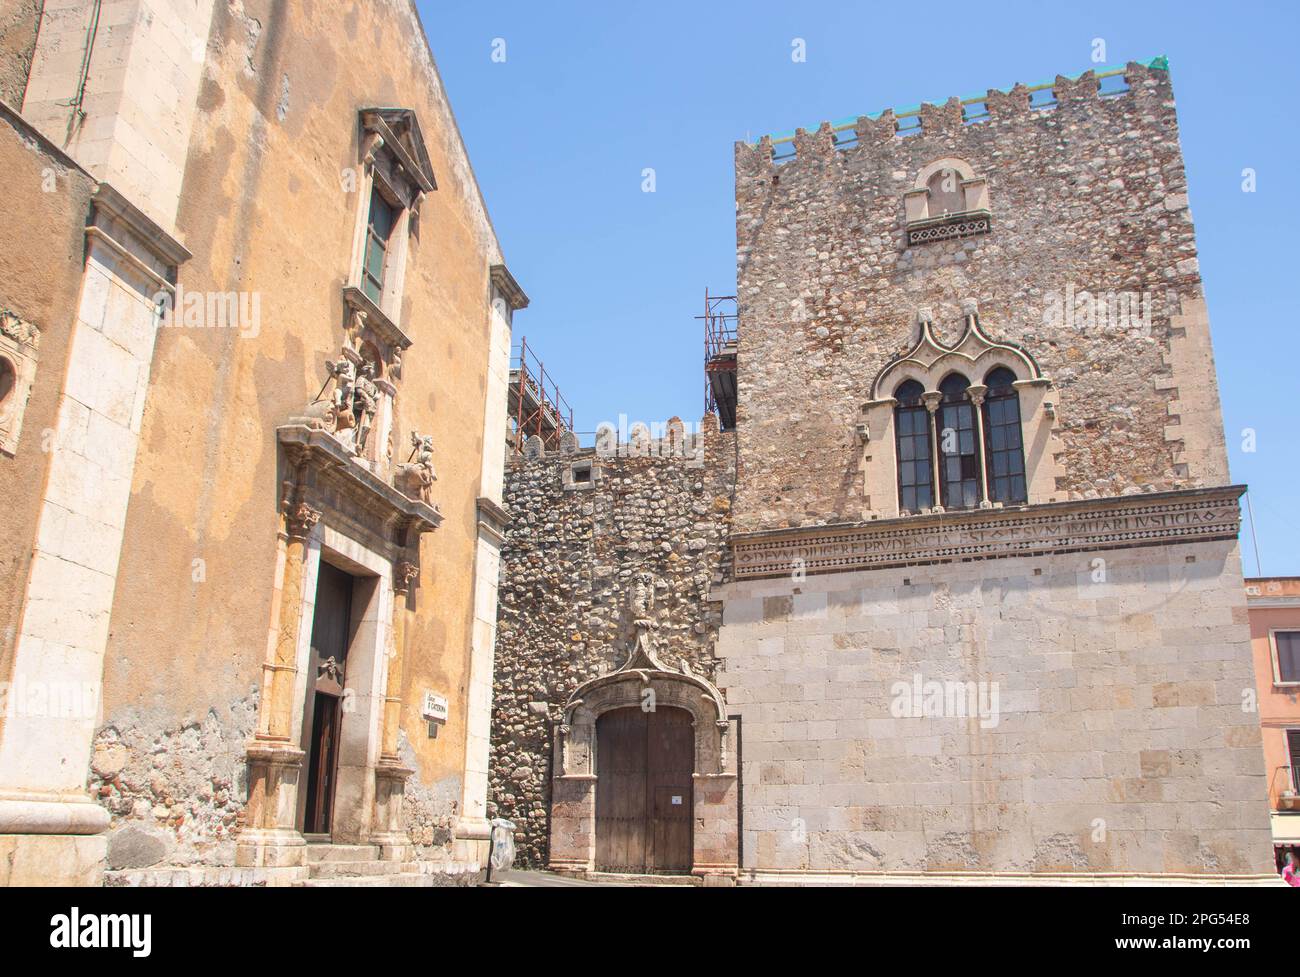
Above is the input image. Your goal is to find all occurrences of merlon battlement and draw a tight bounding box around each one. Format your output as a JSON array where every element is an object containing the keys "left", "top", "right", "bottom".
[{"left": 737, "top": 56, "right": 1170, "bottom": 170}]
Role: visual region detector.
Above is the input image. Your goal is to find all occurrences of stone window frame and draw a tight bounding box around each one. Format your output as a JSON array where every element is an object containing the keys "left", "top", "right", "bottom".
[
  {"left": 562, "top": 458, "right": 599, "bottom": 491},
  {"left": 1268, "top": 629, "right": 1300, "bottom": 688},
  {"left": 345, "top": 108, "right": 436, "bottom": 329},
  {"left": 860, "top": 305, "right": 1059, "bottom": 519},
  {"left": 0, "top": 311, "right": 40, "bottom": 458},
  {"left": 333, "top": 109, "right": 436, "bottom": 474},
  {"left": 903, "top": 157, "right": 991, "bottom": 246}
]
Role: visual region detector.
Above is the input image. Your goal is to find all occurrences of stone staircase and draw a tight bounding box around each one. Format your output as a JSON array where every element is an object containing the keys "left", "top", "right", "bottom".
[{"left": 294, "top": 842, "right": 476, "bottom": 887}]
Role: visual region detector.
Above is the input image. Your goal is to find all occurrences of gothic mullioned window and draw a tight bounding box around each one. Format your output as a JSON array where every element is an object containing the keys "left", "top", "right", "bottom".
[
  {"left": 982, "top": 367, "right": 1027, "bottom": 504},
  {"left": 871, "top": 306, "right": 1049, "bottom": 517},
  {"left": 894, "top": 379, "right": 933, "bottom": 513}
]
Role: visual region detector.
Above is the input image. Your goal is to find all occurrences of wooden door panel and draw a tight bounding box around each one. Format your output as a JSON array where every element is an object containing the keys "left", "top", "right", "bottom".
[
  {"left": 646, "top": 709, "right": 693, "bottom": 872},
  {"left": 595, "top": 706, "right": 693, "bottom": 874},
  {"left": 302, "top": 561, "right": 353, "bottom": 834},
  {"left": 595, "top": 708, "right": 647, "bottom": 872}
]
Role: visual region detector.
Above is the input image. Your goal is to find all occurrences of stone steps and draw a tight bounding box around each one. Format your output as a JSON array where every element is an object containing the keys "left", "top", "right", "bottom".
[
  {"left": 305, "top": 843, "right": 384, "bottom": 864},
  {"left": 295, "top": 872, "right": 436, "bottom": 888}
]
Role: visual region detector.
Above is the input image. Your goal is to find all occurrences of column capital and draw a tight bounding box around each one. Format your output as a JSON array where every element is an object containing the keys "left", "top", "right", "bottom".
[
  {"left": 284, "top": 502, "right": 322, "bottom": 539},
  {"left": 393, "top": 560, "right": 419, "bottom": 595}
]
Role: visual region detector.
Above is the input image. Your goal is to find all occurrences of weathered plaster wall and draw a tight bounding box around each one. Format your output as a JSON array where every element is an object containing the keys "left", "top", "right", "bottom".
[
  {"left": 732, "top": 63, "right": 1228, "bottom": 532},
  {"left": 0, "top": 105, "right": 95, "bottom": 692},
  {"left": 490, "top": 425, "right": 735, "bottom": 865},
  {"left": 96, "top": 0, "right": 504, "bottom": 863},
  {"left": 716, "top": 540, "right": 1274, "bottom": 876},
  {"left": 0, "top": 0, "right": 41, "bottom": 107}
]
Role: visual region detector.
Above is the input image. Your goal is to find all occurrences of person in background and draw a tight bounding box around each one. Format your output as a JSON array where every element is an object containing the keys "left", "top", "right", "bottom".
[{"left": 1283, "top": 851, "right": 1300, "bottom": 887}]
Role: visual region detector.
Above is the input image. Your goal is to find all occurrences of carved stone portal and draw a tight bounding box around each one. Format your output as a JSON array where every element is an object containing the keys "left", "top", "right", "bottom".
[{"left": 547, "top": 583, "right": 737, "bottom": 880}]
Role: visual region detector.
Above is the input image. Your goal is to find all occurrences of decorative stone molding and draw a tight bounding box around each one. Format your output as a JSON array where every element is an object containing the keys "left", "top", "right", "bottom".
[
  {"left": 489, "top": 263, "right": 530, "bottom": 312},
  {"left": 393, "top": 560, "right": 419, "bottom": 595},
  {"left": 869, "top": 305, "right": 1043, "bottom": 400},
  {"left": 0, "top": 310, "right": 40, "bottom": 456},
  {"left": 732, "top": 485, "right": 1246, "bottom": 580},
  {"left": 284, "top": 501, "right": 322, "bottom": 540},
  {"left": 904, "top": 157, "right": 991, "bottom": 246},
  {"left": 360, "top": 108, "right": 436, "bottom": 196},
  {"left": 276, "top": 424, "right": 443, "bottom": 548}
]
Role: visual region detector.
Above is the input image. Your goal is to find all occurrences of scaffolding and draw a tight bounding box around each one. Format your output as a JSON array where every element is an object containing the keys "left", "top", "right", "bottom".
[
  {"left": 509, "top": 336, "right": 574, "bottom": 452},
  {"left": 700, "top": 289, "right": 737, "bottom": 430}
]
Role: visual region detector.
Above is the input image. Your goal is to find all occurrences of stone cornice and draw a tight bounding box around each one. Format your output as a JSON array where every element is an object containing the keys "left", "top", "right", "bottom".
[
  {"left": 489, "top": 263, "right": 530, "bottom": 311},
  {"left": 91, "top": 183, "right": 192, "bottom": 269},
  {"left": 342, "top": 285, "right": 412, "bottom": 350},
  {"left": 731, "top": 485, "right": 1246, "bottom": 580},
  {"left": 277, "top": 424, "right": 442, "bottom": 539}
]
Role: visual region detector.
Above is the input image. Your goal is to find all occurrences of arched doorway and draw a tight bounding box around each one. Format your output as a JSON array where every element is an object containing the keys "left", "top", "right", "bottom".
[{"left": 595, "top": 706, "right": 693, "bottom": 873}]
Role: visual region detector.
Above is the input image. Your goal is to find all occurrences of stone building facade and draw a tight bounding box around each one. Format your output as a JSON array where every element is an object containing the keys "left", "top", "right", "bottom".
[
  {"left": 0, "top": 0, "right": 520, "bottom": 886},
  {"left": 716, "top": 60, "right": 1272, "bottom": 881},
  {"left": 489, "top": 421, "right": 736, "bottom": 872},
  {"left": 491, "top": 60, "right": 1275, "bottom": 883}
]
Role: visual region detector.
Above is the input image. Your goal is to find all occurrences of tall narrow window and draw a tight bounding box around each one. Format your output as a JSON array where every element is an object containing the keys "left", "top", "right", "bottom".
[
  {"left": 362, "top": 188, "right": 397, "bottom": 305},
  {"left": 894, "top": 380, "right": 933, "bottom": 513},
  {"left": 1275, "top": 631, "right": 1300, "bottom": 685},
  {"left": 982, "top": 367, "right": 1027, "bottom": 504},
  {"left": 937, "top": 373, "right": 980, "bottom": 510}
]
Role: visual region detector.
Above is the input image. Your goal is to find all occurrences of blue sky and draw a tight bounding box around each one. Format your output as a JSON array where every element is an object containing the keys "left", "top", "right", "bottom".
[{"left": 420, "top": 0, "right": 1300, "bottom": 575}]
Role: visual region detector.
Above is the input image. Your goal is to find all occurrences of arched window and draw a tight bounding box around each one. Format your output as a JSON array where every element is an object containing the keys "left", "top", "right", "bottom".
[
  {"left": 937, "top": 373, "right": 981, "bottom": 510},
  {"left": 894, "top": 379, "right": 933, "bottom": 513},
  {"left": 982, "top": 367, "right": 1027, "bottom": 504}
]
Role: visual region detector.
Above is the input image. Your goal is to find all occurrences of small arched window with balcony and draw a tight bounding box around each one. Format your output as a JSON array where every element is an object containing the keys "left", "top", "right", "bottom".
[
  {"left": 982, "top": 366, "right": 1027, "bottom": 504},
  {"left": 893, "top": 379, "right": 933, "bottom": 513},
  {"left": 937, "top": 373, "right": 981, "bottom": 510}
]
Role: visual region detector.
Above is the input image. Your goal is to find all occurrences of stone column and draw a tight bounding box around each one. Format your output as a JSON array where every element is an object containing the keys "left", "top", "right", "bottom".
[
  {"left": 372, "top": 560, "right": 415, "bottom": 860},
  {"left": 235, "top": 500, "right": 318, "bottom": 869},
  {"left": 967, "top": 384, "right": 992, "bottom": 506},
  {"left": 922, "top": 391, "right": 943, "bottom": 510}
]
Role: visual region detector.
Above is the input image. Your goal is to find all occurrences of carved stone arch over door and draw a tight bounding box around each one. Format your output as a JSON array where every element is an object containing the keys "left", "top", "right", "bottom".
[{"left": 548, "top": 632, "right": 738, "bottom": 880}]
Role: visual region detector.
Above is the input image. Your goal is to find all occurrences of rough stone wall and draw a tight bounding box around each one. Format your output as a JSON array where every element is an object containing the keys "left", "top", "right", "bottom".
[
  {"left": 0, "top": 0, "right": 41, "bottom": 108},
  {"left": 490, "top": 424, "right": 735, "bottom": 865},
  {"left": 90, "top": 693, "right": 258, "bottom": 871},
  {"left": 732, "top": 62, "right": 1228, "bottom": 533}
]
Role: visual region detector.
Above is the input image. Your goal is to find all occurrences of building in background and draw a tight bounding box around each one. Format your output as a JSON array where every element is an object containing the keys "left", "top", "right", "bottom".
[
  {"left": 1245, "top": 577, "right": 1300, "bottom": 873},
  {"left": 0, "top": 0, "right": 520, "bottom": 886}
]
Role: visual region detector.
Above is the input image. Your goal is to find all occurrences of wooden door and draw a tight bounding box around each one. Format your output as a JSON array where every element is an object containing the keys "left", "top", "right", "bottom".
[
  {"left": 302, "top": 561, "right": 353, "bottom": 835},
  {"left": 595, "top": 706, "right": 693, "bottom": 873}
]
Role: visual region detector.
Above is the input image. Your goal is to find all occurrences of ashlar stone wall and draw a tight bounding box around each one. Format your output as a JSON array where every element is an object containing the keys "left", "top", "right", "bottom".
[{"left": 490, "top": 421, "right": 735, "bottom": 865}]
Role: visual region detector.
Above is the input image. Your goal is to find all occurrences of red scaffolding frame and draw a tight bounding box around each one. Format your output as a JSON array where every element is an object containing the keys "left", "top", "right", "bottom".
[{"left": 509, "top": 336, "right": 574, "bottom": 451}]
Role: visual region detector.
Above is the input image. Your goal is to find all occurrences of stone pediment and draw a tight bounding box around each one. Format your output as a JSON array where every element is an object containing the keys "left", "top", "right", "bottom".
[
  {"left": 360, "top": 108, "right": 436, "bottom": 194},
  {"left": 731, "top": 485, "right": 1245, "bottom": 580}
]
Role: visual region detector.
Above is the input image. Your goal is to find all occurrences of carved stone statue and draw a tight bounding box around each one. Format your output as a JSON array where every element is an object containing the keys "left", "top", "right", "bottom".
[
  {"left": 396, "top": 430, "right": 437, "bottom": 503},
  {"left": 631, "top": 571, "right": 656, "bottom": 629},
  {"left": 351, "top": 362, "right": 379, "bottom": 455}
]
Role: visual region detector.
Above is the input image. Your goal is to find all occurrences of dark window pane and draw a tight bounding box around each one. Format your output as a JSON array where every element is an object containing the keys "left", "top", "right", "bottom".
[{"left": 1278, "top": 632, "right": 1300, "bottom": 683}]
